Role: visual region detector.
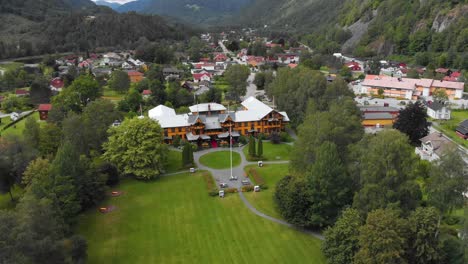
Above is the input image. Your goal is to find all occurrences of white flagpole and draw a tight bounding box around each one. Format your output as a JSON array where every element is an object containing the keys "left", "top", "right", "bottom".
[{"left": 229, "top": 103, "right": 233, "bottom": 179}]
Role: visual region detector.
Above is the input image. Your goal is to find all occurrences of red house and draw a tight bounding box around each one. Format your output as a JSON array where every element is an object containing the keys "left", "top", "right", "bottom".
[
  {"left": 15, "top": 89, "right": 30, "bottom": 97},
  {"left": 50, "top": 77, "right": 64, "bottom": 91},
  {"left": 345, "top": 62, "right": 362, "bottom": 71},
  {"left": 38, "top": 104, "right": 52, "bottom": 120}
]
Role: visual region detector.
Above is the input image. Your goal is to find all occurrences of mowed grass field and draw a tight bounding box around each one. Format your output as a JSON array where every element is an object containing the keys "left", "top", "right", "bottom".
[
  {"left": 77, "top": 172, "right": 325, "bottom": 264},
  {"left": 435, "top": 110, "right": 468, "bottom": 148},
  {"left": 243, "top": 141, "right": 292, "bottom": 161},
  {"left": 1, "top": 113, "right": 40, "bottom": 137},
  {"left": 199, "top": 151, "right": 241, "bottom": 169},
  {"left": 244, "top": 164, "right": 289, "bottom": 219}
]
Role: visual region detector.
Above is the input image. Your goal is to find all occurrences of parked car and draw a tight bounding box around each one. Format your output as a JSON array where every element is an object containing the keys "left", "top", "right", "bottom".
[
  {"left": 241, "top": 180, "right": 250, "bottom": 186},
  {"left": 220, "top": 182, "right": 228, "bottom": 188},
  {"left": 364, "top": 100, "right": 370, "bottom": 105}
]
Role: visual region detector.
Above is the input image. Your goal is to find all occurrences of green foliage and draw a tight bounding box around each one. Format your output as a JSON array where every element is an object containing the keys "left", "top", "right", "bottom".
[
  {"left": 432, "top": 89, "right": 448, "bottom": 103},
  {"left": 224, "top": 64, "right": 250, "bottom": 101},
  {"left": 23, "top": 116, "right": 40, "bottom": 147},
  {"left": 351, "top": 130, "right": 422, "bottom": 215},
  {"left": 1, "top": 95, "right": 29, "bottom": 113},
  {"left": 257, "top": 138, "right": 263, "bottom": 158},
  {"left": 181, "top": 143, "right": 194, "bottom": 167},
  {"left": 323, "top": 208, "right": 363, "bottom": 264},
  {"left": 103, "top": 117, "right": 167, "bottom": 180},
  {"left": 29, "top": 76, "right": 52, "bottom": 104},
  {"left": 426, "top": 149, "right": 467, "bottom": 215},
  {"left": 407, "top": 207, "right": 443, "bottom": 264},
  {"left": 118, "top": 88, "right": 143, "bottom": 112},
  {"left": 21, "top": 157, "right": 50, "bottom": 187},
  {"left": 274, "top": 175, "right": 311, "bottom": 227},
  {"left": 108, "top": 70, "right": 130, "bottom": 93},
  {"left": 248, "top": 135, "right": 256, "bottom": 157},
  {"left": 393, "top": 101, "right": 429, "bottom": 145},
  {"left": 354, "top": 209, "right": 409, "bottom": 264},
  {"left": 68, "top": 75, "right": 102, "bottom": 105},
  {"left": 38, "top": 123, "right": 61, "bottom": 156}
]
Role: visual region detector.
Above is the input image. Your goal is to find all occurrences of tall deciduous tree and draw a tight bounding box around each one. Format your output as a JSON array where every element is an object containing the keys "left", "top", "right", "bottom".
[
  {"left": 38, "top": 123, "right": 62, "bottom": 156},
  {"left": 407, "top": 207, "right": 443, "bottom": 264},
  {"left": 351, "top": 130, "right": 422, "bottom": 215},
  {"left": 274, "top": 175, "right": 312, "bottom": 227},
  {"left": 108, "top": 70, "right": 130, "bottom": 93},
  {"left": 82, "top": 99, "right": 122, "bottom": 152},
  {"left": 354, "top": 209, "right": 409, "bottom": 264},
  {"left": 224, "top": 64, "right": 250, "bottom": 101},
  {"left": 393, "top": 101, "right": 429, "bottom": 145},
  {"left": 22, "top": 157, "right": 50, "bottom": 187},
  {"left": 68, "top": 74, "right": 102, "bottom": 105},
  {"left": 23, "top": 115, "right": 40, "bottom": 147},
  {"left": 103, "top": 117, "right": 167, "bottom": 180},
  {"left": 323, "top": 208, "right": 363, "bottom": 264},
  {"left": 427, "top": 149, "right": 467, "bottom": 236},
  {"left": 306, "top": 141, "right": 353, "bottom": 227},
  {"left": 29, "top": 76, "right": 51, "bottom": 104}
]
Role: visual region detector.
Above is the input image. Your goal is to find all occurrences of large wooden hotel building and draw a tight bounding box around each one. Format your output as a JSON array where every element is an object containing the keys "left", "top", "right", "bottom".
[{"left": 149, "top": 96, "right": 289, "bottom": 145}]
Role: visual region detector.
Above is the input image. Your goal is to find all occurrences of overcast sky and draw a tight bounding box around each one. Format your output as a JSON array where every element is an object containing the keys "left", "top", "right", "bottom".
[{"left": 92, "top": 0, "right": 135, "bottom": 4}]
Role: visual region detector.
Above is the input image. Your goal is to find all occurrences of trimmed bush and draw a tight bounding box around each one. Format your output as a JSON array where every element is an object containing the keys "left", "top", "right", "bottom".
[
  {"left": 225, "top": 188, "right": 238, "bottom": 193},
  {"left": 202, "top": 172, "right": 219, "bottom": 196},
  {"left": 242, "top": 185, "right": 254, "bottom": 192}
]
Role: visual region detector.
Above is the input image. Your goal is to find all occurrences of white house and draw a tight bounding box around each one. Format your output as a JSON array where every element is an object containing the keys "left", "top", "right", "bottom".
[
  {"left": 415, "top": 132, "right": 455, "bottom": 162},
  {"left": 427, "top": 102, "right": 451, "bottom": 120}
]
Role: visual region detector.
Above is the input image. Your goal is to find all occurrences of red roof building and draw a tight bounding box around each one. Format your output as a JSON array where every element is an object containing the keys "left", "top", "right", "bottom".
[
  {"left": 50, "top": 77, "right": 64, "bottom": 91},
  {"left": 38, "top": 104, "right": 52, "bottom": 120},
  {"left": 127, "top": 71, "right": 144, "bottom": 83},
  {"left": 142, "top": 90, "right": 152, "bottom": 96},
  {"left": 15, "top": 89, "right": 30, "bottom": 96},
  {"left": 345, "top": 62, "right": 362, "bottom": 71}
]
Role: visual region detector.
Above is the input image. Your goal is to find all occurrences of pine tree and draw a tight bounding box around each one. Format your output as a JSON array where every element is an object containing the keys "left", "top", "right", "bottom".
[
  {"left": 181, "top": 143, "right": 188, "bottom": 167},
  {"left": 248, "top": 135, "right": 256, "bottom": 157},
  {"left": 257, "top": 138, "right": 263, "bottom": 158}
]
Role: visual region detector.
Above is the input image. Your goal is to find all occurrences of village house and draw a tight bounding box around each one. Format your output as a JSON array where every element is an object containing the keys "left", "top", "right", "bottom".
[
  {"left": 142, "top": 90, "right": 152, "bottom": 99},
  {"left": 148, "top": 96, "right": 289, "bottom": 145},
  {"left": 345, "top": 61, "right": 362, "bottom": 71},
  {"left": 163, "top": 67, "right": 184, "bottom": 80},
  {"left": 361, "top": 75, "right": 464, "bottom": 100},
  {"left": 15, "top": 89, "right": 29, "bottom": 97},
  {"left": 38, "top": 104, "right": 52, "bottom": 120},
  {"left": 427, "top": 101, "right": 451, "bottom": 120},
  {"left": 126, "top": 70, "right": 144, "bottom": 83},
  {"left": 360, "top": 105, "right": 400, "bottom": 128},
  {"left": 192, "top": 72, "right": 212, "bottom": 83},
  {"left": 50, "top": 77, "right": 64, "bottom": 92},
  {"left": 456, "top": 119, "right": 468, "bottom": 139},
  {"left": 415, "top": 132, "right": 455, "bottom": 162}
]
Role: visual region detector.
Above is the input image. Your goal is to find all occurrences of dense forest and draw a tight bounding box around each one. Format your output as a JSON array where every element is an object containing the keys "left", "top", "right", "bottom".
[
  {"left": 0, "top": 0, "right": 195, "bottom": 59},
  {"left": 117, "top": 0, "right": 253, "bottom": 25}
]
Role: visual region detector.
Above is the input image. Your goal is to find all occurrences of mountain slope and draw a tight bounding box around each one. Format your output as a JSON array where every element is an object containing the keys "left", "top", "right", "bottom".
[
  {"left": 0, "top": 0, "right": 195, "bottom": 59},
  {"left": 239, "top": 0, "right": 468, "bottom": 57},
  {"left": 94, "top": 0, "right": 121, "bottom": 10},
  {"left": 117, "top": 0, "right": 253, "bottom": 25}
]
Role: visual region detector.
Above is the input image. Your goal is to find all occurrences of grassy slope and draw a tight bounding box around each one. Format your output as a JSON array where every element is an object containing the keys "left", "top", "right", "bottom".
[
  {"left": 244, "top": 164, "right": 289, "bottom": 219},
  {"left": 199, "top": 151, "right": 241, "bottom": 169},
  {"left": 435, "top": 110, "right": 468, "bottom": 148},
  {"left": 77, "top": 172, "right": 325, "bottom": 264},
  {"left": 243, "top": 142, "right": 292, "bottom": 161},
  {"left": 1, "top": 112, "right": 40, "bottom": 137}
]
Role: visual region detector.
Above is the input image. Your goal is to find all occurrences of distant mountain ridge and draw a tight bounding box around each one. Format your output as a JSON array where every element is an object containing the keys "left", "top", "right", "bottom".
[
  {"left": 94, "top": 0, "right": 122, "bottom": 10},
  {"left": 0, "top": 0, "right": 195, "bottom": 59},
  {"left": 117, "top": 0, "right": 253, "bottom": 25}
]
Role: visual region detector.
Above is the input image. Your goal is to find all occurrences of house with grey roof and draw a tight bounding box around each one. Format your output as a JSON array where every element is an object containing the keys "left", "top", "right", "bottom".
[
  {"left": 415, "top": 132, "right": 456, "bottom": 161},
  {"left": 148, "top": 97, "right": 289, "bottom": 145},
  {"left": 427, "top": 101, "right": 451, "bottom": 120}
]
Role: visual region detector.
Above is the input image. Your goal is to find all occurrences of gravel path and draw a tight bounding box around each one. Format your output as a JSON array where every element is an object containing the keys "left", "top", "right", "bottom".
[{"left": 187, "top": 144, "right": 324, "bottom": 240}]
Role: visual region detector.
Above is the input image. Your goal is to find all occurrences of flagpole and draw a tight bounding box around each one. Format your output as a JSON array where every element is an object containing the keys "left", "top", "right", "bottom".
[{"left": 229, "top": 103, "right": 233, "bottom": 179}]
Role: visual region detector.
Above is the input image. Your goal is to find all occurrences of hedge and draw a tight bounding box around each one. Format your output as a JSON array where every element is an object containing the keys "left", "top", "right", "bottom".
[
  {"left": 247, "top": 168, "right": 269, "bottom": 189},
  {"left": 202, "top": 172, "right": 219, "bottom": 197},
  {"left": 241, "top": 185, "right": 254, "bottom": 192}
]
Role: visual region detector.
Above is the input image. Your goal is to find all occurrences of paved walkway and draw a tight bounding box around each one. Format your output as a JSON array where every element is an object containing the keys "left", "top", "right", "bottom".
[{"left": 186, "top": 144, "right": 324, "bottom": 241}]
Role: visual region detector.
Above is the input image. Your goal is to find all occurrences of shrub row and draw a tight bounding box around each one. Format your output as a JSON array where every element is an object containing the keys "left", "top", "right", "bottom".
[
  {"left": 202, "top": 172, "right": 219, "bottom": 197},
  {"left": 225, "top": 188, "right": 238, "bottom": 193},
  {"left": 241, "top": 185, "right": 254, "bottom": 192}
]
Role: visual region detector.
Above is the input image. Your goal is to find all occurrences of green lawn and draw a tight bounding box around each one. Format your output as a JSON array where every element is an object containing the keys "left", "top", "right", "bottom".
[
  {"left": 76, "top": 172, "right": 325, "bottom": 263},
  {"left": 435, "top": 110, "right": 468, "bottom": 148},
  {"left": 199, "top": 151, "right": 241, "bottom": 169},
  {"left": 1, "top": 112, "right": 40, "bottom": 137},
  {"left": 244, "top": 164, "right": 289, "bottom": 219},
  {"left": 102, "top": 86, "right": 125, "bottom": 102},
  {"left": 0, "top": 62, "right": 23, "bottom": 72},
  {"left": 243, "top": 141, "right": 292, "bottom": 161}
]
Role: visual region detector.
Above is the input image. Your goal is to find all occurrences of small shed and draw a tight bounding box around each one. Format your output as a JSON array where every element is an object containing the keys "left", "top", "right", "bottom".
[{"left": 38, "top": 104, "right": 52, "bottom": 120}]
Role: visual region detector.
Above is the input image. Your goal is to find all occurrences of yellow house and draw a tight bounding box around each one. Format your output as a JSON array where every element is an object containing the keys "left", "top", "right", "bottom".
[{"left": 149, "top": 97, "right": 289, "bottom": 144}]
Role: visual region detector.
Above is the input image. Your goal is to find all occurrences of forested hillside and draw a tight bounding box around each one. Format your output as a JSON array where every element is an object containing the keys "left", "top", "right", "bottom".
[
  {"left": 117, "top": 0, "right": 253, "bottom": 25},
  {"left": 0, "top": 0, "right": 195, "bottom": 59},
  {"left": 240, "top": 0, "right": 467, "bottom": 64}
]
